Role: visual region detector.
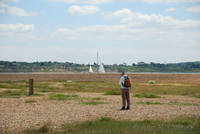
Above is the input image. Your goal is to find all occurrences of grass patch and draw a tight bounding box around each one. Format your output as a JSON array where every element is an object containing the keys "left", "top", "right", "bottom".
[
  {"left": 41, "top": 89, "right": 50, "bottom": 92},
  {"left": 169, "top": 102, "right": 199, "bottom": 106},
  {"left": 2, "top": 80, "right": 199, "bottom": 98},
  {"left": 49, "top": 93, "right": 79, "bottom": 101},
  {"left": 25, "top": 100, "right": 36, "bottom": 103},
  {"left": 33, "top": 93, "right": 44, "bottom": 96},
  {"left": 37, "top": 85, "right": 55, "bottom": 92},
  {"left": 91, "top": 97, "right": 102, "bottom": 100},
  {"left": 0, "top": 90, "right": 25, "bottom": 98},
  {"left": 148, "top": 80, "right": 156, "bottom": 84},
  {"left": 24, "top": 116, "right": 200, "bottom": 134},
  {"left": 24, "top": 122, "right": 52, "bottom": 134},
  {"left": 104, "top": 91, "right": 120, "bottom": 95},
  {"left": 133, "top": 93, "right": 161, "bottom": 98},
  {"left": 134, "top": 83, "right": 200, "bottom": 98},
  {"left": 81, "top": 101, "right": 108, "bottom": 105},
  {"left": 63, "top": 81, "right": 119, "bottom": 93},
  {"left": 0, "top": 81, "right": 27, "bottom": 90},
  {"left": 49, "top": 94, "right": 70, "bottom": 101},
  {"left": 137, "top": 101, "right": 162, "bottom": 105}
]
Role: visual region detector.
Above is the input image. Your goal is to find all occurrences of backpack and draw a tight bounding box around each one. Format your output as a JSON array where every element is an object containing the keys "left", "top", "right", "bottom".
[{"left": 123, "top": 76, "right": 131, "bottom": 87}]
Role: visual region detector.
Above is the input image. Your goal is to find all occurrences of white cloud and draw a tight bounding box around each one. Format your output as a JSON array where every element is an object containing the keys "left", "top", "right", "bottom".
[
  {"left": 106, "top": 8, "right": 200, "bottom": 28},
  {"left": 187, "top": 5, "right": 200, "bottom": 13},
  {"left": 0, "top": 3, "right": 37, "bottom": 16},
  {"left": 0, "top": 0, "right": 20, "bottom": 2},
  {"left": 0, "top": 23, "right": 34, "bottom": 32},
  {"left": 0, "top": 3, "right": 8, "bottom": 8},
  {"left": 7, "top": 6, "right": 37, "bottom": 16},
  {"left": 142, "top": 0, "right": 200, "bottom": 3},
  {"left": 112, "top": 8, "right": 133, "bottom": 16},
  {"left": 0, "top": 8, "right": 5, "bottom": 13},
  {"left": 53, "top": 8, "right": 200, "bottom": 50},
  {"left": 165, "top": 8, "right": 176, "bottom": 12},
  {"left": 68, "top": 5, "right": 99, "bottom": 15},
  {"left": 52, "top": 0, "right": 112, "bottom": 4},
  {"left": 52, "top": 0, "right": 200, "bottom": 4},
  {"left": 0, "top": 23, "right": 36, "bottom": 42}
]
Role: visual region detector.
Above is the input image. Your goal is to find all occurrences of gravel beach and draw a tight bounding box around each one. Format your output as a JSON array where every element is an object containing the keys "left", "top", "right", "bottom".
[{"left": 0, "top": 93, "right": 200, "bottom": 134}]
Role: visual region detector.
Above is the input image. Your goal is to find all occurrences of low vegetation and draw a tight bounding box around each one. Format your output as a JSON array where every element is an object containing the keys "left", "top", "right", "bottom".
[
  {"left": 91, "top": 97, "right": 102, "bottom": 100},
  {"left": 0, "top": 79, "right": 200, "bottom": 98},
  {"left": 169, "top": 102, "right": 199, "bottom": 106},
  {"left": 137, "top": 101, "right": 162, "bottom": 105},
  {"left": 0, "top": 90, "right": 26, "bottom": 98},
  {"left": 49, "top": 93, "right": 79, "bottom": 101},
  {"left": 24, "top": 122, "right": 52, "bottom": 134},
  {"left": 104, "top": 91, "right": 120, "bottom": 95},
  {"left": 25, "top": 100, "right": 36, "bottom": 103},
  {"left": 148, "top": 80, "right": 156, "bottom": 84},
  {"left": 81, "top": 101, "right": 108, "bottom": 105},
  {"left": 133, "top": 93, "right": 161, "bottom": 98},
  {"left": 24, "top": 116, "right": 200, "bottom": 134},
  {"left": 1, "top": 61, "right": 200, "bottom": 72}
]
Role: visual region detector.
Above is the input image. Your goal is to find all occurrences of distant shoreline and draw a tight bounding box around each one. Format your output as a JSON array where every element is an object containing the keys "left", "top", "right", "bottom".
[{"left": 0, "top": 72, "right": 200, "bottom": 75}]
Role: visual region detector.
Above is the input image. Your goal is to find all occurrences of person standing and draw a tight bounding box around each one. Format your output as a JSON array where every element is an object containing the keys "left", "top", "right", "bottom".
[{"left": 119, "top": 72, "right": 131, "bottom": 110}]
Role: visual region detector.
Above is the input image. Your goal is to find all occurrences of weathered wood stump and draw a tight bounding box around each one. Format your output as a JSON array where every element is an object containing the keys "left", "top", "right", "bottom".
[{"left": 28, "top": 79, "right": 34, "bottom": 95}]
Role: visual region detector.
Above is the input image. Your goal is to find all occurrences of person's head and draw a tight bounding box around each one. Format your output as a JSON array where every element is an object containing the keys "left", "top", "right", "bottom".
[{"left": 121, "top": 72, "right": 125, "bottom": 76}]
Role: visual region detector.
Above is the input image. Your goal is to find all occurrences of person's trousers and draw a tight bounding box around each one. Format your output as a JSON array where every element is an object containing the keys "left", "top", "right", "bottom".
[{"left": 121, "top": 88, "right": 130, "bottom": 107}]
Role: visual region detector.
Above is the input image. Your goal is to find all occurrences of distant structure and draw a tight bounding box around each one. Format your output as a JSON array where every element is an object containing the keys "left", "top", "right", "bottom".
[
  {"left": 98, "top": 62, "right": 105, "bottom": 73},
  {"left": 89, "top": 64, "right": 93, "bottom": 73},
  {"left": 97, "top": 52, "right": 105, "bottom": 73}
]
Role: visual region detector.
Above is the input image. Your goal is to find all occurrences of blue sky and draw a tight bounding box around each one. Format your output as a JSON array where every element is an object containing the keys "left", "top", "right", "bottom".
[{"left": 0, "top": 0, "right": 200, "bottom": 64}]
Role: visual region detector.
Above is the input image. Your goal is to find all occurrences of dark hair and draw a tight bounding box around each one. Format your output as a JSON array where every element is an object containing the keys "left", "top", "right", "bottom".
[{"left": 121, "top": 72, "right": 125, "bottom": 75}]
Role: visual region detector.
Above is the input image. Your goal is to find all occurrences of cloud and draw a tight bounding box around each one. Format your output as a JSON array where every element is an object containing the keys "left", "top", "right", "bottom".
[
  {"left": 0, "top": 8, "right": 5, "bottom": 13},
  {"left": 68, "top": 5, "right": 99, "bottom": 15},
  {"left": 0, "top": 23, "right": 34, "bottom": 32},
  {"left": 52, "top": 0, "right": 112, "bottom": 4},
  {"left": 53, "top": 8, "right": 200, "bottom": 50},
  {"left": 52, "top": 0, "right": 200, "bottom": 5},
  {"left": 142, "top": 0, "right": 200, "bottom": 3},
  {"left": 106, "top": 8, "right": 200, "bottom": 28},
  {"left": 165, "top": 8, "right": 176, "bottom": 12},
  {"left": 0, "top": 3, "right": 37, "bottom": 16},
  {"left": 0, "top": 23, "right": 36, "bottom": 42},
  {"left": 187, "top": 5, "right": 200, "bottom": 13},
  {"left": 0, "top": 0, "right": 20, "bottom": 2}
]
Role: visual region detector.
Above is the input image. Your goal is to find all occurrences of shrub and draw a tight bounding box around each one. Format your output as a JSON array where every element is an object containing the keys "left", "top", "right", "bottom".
[{"left": 148, "top": 80, "right": 156, "bottom": 85}]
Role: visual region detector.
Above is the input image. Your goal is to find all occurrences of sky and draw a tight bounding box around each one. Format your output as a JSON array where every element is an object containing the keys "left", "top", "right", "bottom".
[{"left": 0, "top": 0, "right": 200, "bottom": 65}]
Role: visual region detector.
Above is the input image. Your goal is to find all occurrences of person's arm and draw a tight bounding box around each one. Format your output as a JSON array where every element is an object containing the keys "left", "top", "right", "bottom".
[
  {"left": 119, "top": 77, "right": 124, "bottom": 85},
  {"left": 119, "top": 77, "right": 122, "bottom": 85}
]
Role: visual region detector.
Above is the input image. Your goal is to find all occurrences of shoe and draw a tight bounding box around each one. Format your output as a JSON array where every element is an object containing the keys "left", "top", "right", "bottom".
[
  {"left": 126, "top": 106, "right": 130, "bottom": 110},
  {"left": 120, "top": 106, "right": 125, "bottom": 110}
]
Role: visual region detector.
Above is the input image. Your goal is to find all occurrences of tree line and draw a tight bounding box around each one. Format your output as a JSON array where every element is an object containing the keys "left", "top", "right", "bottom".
[{"left": 0, "top": 61, "right": 200, "bottom": 72}]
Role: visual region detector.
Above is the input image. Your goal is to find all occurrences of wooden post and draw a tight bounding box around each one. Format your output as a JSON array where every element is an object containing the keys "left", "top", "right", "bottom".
[{"left": 29, "top": 79, "right": 34, "bottom": 96}]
